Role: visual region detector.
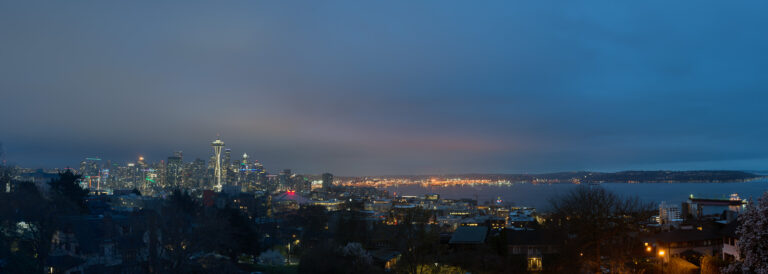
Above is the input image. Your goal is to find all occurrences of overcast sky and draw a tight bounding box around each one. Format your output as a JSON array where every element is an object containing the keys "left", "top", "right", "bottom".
[{"left": 1, "top": 1, "right": 768, "bottom": 175}]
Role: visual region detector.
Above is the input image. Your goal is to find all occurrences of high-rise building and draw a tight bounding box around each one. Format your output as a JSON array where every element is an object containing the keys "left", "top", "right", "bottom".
[
  {"left": 279, "top": 169, "right": 291, "bottom": 190},
  {"left": 80, "top": 157, "right": 102, "bottom": 190},
  {"left": 322, "top": 173, "right": 333, "bottom": 191},
  {"left": 238, "top": 153, "right": 249, "bottom": 187},
  {"left": 253, "top": 160, "right": 266, "bottom": 189},
  {"left": 659, "top": 201, "right": 682, "bottom": 225},
  {"left": 211, "top": 138, "right": 225, "bottom": 191},
  {"left": 189, "top": 158, "right": 207, "bottom": 189},
  {"left": 166, "top": 154, "right": 183, "bottom": 188},
  {"left": 224, "top": 149, "right": 232, "bottom": 168},
  {"left": 223, "top": 148, "right": 232, "bottom": 185}
]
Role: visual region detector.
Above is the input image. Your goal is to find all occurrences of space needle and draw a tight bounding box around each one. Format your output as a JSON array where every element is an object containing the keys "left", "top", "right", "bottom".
[{"left": 212, "top": 138, "right": 225, "bottom": 191}]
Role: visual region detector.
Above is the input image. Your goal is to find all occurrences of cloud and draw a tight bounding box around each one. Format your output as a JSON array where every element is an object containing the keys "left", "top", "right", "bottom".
[{"left": 1, "top": 1, "right": 767, "bottom": 175}]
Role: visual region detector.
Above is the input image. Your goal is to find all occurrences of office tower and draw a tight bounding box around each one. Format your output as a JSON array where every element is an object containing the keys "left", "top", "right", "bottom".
[
  {"left": 189, "top": 158, "right": 207, "bottom": 189},
  {"left": 104, "top": 160, "right": 115, "bottom": 189},
  {"left": 80, "top": 157, "right": 101, "bottom": 177},
  {"left": 212, "top": 138, "right": 225, "bottom": 191},
  {"left": 238, "top": 153, "right": 249, "bottom": 187},
  {"left": 126, "top": 162, "right": 139, "bottom": 189},
  {"left": 166, "top": 154, "right": 183, "bottom": 188},
  {"left": 223, "top": 148, "right": 232, "bottom": 185},
  {"left": 279, "top": 169, "right": 291, "bottom": 190},
  {"left": 80, "top": 157, "right": 101, "bottom": 190},
  {"left": 322, "top": 173, "right": 333, "bottom": 190},
  {"left": 224, "top": 149, "right": 232, "bottom": 168},
  {"left": 156, "top": 160, "right": 166, "bottom": 187},
  {"left": 253, "top": 160, "right": 264, "bottom": 174},
  {"left": 253, "top": 160, "right": 266, "bottom": 189}
]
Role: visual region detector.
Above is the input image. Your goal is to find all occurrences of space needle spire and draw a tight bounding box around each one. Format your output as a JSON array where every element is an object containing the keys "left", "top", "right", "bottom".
[{"left": 211, "top": 137, "right": 225, "bottom": 191}]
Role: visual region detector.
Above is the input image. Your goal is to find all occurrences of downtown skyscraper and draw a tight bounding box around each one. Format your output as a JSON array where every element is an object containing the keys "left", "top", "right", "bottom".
[{"left": 165, "top": 151, "right": 183, "bottom": 188}]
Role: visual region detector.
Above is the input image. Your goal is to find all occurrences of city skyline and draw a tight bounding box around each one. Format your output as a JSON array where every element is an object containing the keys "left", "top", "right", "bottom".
[
  {"left": 6, "top": 139, "right": 767, "bottom": 177},
  {"left": 1, "top": 2, "right": 767, "bottom": 273},
  {"left": 2, "top": 1, "right": 768, "bottom": 175}
]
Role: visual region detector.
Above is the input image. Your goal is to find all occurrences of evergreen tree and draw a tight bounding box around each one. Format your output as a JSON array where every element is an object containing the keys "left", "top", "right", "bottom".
[{"left": 48, "top": 170, "right": 88, "bottom": 211}]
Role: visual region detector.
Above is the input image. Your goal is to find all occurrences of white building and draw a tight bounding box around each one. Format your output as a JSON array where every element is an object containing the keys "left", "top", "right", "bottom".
[{"left": 659, "top": 201, "right": 683, "bottom": 227}]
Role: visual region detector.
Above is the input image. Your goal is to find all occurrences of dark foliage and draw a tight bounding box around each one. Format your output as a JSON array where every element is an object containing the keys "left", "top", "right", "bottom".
[
  {"left": 0, "top": 179, "right": 55, "bottom": 273},
  {"left": 548, "top": 186, "right": 656, "bottom": 272},
  {"left": 48, "top": 170, "right": 89, "bottom": 212}
]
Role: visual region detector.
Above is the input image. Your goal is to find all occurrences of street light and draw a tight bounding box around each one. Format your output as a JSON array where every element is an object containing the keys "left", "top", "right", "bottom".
[{"left": 658, "top": 250, "right": 666, "bottom": 274}]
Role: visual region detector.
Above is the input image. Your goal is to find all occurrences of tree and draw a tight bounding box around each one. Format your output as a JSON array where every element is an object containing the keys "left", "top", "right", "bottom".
[
  {"left": 392, "top": 208, "right": 445, "bottom": 274},
  {"left": 48, "top": 170, "right": 88, "bottom": 212},
  {"left": 724, "top": 191, "right": 768, "bottom": 273},
  {"left": 340, "top": 242, "right": 373, "bottom": 272},
  {"left": 333, "top": 209, "right": 373, "bottom": 246},
  {"left": 258, "top": 249, "right": 285, "bottom": 265},
  {"left": 548, "top": 186, "right": 655, "bottom": 273},
  {"left": 701, "top": 255, "right": 727, "bottom": 274},
  {"left": 0, "top": 181, "right": 55, "bottom": 273},
  {"left": 0, "top": 165, "right": 12, "bottom": 192},
  {"left": 292, "top": 205, "right": 328, "bottom": 245},
  {"left": 194, "top": 206, "right": 260, "bottom": 260},
  {"left": 157, "top": 189, "right": 201, "bottom": 273},
  {"left": 298, "top": 242, "right": 347, "bottom": 274},
  {"left": 298, "top": 241, "right": 383, "bottom": 274}
]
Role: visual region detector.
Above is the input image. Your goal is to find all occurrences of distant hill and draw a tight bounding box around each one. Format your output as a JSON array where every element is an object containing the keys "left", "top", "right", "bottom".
[{"left": 563, "top": 170, "right": 759, "bottom": 183}]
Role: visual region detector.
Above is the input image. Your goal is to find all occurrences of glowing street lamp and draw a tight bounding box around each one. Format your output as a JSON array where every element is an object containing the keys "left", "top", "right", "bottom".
[{"left": 658, "top": 250, "right": 665, "bottom": 256}]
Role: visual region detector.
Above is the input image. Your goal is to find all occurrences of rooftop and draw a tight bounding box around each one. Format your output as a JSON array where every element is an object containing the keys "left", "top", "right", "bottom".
[{"left": 449, "top": 226, "right": 488, "bottom": 244}]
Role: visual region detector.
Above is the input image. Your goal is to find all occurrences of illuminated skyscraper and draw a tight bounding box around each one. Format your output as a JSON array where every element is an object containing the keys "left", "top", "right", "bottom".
[
  {"left": 322, "top": 173, "right": 333, "bottom": 191},
  {"left": 166, "top": 154, "right": 183, "bottom": 188},
  {"left": 224, "top": 149, "right": 232, "bottom": 168},
  {"left": 224, "top": 148, "right": 232, "bottom": 185},
  {"left": 279, "top": 169, "right": 291, "bottom": 190},
  {"left": 212, "top": 138, "right": 225, "bottom": 191},
  {"left": 80, "top": 157, "right": 102, "bottom": 190},
  {"left": 238, "top": 153, "right": 249, "bottom": 187}
]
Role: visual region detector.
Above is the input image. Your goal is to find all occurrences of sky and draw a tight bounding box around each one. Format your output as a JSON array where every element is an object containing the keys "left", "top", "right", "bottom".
[{"left": 1, "top": 1, "right": 768, "bottom": 175}]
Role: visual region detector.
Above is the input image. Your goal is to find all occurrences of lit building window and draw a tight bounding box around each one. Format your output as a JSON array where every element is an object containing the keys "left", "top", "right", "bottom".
[{"left": 527, "top": 257, "right": 543, "bottom": 271}]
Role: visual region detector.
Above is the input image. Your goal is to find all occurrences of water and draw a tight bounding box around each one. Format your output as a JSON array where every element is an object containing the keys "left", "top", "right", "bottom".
[{"left": 385, "top": 179, "right": 768, "bottom": 214}]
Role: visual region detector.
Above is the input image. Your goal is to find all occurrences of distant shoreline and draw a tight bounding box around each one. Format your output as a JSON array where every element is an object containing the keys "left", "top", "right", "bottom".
[{"left": 339, "top": 170, "right": 761, "bottom": 185}]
